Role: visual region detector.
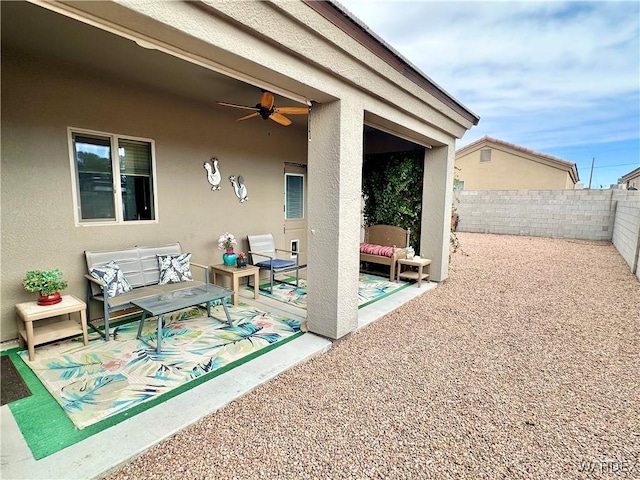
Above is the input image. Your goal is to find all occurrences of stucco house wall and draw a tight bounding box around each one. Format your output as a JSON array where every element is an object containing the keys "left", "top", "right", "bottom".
[
  {"left": 455, "top": 137, "right": 578, "bottom": 190},
  {"left": 620, "top": 167, "right": 640, "bottom": 190},
  {"left": 1, "top": 0, "right": 478, "bottom": 342},
  {"left": 1, "top": 49, "right": 307, "bottom": 341}
]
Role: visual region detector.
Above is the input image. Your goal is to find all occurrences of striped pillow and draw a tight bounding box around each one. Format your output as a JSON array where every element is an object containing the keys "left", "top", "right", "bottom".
[{"left": 359, "top": 243, "right": 397, "bottom": 258}]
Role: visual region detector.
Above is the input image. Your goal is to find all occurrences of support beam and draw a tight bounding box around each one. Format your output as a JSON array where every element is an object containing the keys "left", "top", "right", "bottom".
[
  {"left": 306, "top": 99, "right": 363, "bottom": 339},
  {"left": 420, "top": 144, "right": 455, "bottom": 281}
]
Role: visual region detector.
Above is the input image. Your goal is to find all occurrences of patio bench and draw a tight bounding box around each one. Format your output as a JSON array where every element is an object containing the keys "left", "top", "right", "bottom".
[
  {"left": 360, "top": 225, "right": 410, "bottom": 281},
  {"left": 85, "top": 242, "right": 209, "bottom": 340}
]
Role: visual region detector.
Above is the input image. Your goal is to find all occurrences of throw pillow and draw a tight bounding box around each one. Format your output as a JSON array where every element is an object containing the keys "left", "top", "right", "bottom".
[
  {"left": 89, "top": 260, "right": 133, "bottom": 298},
  {"left": 157, "top": 253, "right": 194, "bottom": 285}
]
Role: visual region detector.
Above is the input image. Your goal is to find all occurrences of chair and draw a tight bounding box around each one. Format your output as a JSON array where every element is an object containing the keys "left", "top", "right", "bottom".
[{"left": 247, "top": 234, "right": 302, "bottom": 293}]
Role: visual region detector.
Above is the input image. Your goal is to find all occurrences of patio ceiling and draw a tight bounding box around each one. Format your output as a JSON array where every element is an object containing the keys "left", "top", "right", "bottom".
[
  {"left": 1, "top": 1, "right": 309, "bottom": 132},
  {"left": 2, "top": 1, "right": 431, "bottom": 149}
]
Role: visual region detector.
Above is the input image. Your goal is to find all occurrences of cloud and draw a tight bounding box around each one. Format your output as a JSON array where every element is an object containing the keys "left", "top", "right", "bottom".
[{"left": 339, "top": 0, "right": 640, "bottom": 152}]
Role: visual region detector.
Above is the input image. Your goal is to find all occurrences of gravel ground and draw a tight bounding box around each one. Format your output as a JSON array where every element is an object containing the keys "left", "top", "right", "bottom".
[{"left": 106, "top": 233, "right": 640, "bottom": 480}]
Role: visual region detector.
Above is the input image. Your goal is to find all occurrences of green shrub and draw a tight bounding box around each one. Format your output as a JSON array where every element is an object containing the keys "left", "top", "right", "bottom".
[
  {"left": 22, "top": 269, "right": 68, "bottom": 296},
  {"left": 362, "top": 151, "right": 424, "bottom": 253}
]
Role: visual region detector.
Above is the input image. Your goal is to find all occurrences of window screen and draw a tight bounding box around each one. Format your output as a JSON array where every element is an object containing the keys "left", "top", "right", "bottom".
[{"left": 285, "top": 174, "right": 304, "bottom": 220}]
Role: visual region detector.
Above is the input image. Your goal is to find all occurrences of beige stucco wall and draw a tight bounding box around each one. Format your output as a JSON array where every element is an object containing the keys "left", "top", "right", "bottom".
[
  {"left": 2, "top": 0, "right": 474, "bottom": 341},
  {"left": 0, "top": 49, "right": 307, "bottom": 341},
  {"left": 456, "top": 146, "right": 574, "bottom": 190},
  {"left": 626, "top": 171, "right": 640, "bottom": 189}
]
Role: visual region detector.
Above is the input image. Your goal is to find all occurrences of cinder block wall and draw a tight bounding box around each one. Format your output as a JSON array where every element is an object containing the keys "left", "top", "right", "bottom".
[
  {"left": 612, "top": 199, "right": 640, "bottom": 279},
  {"left": 454, "top": 190, "right": 626, "bottom": 240}
]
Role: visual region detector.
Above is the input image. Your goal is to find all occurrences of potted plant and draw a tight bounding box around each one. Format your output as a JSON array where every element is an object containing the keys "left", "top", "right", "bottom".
[
  {"left": 218, "top": 232, "right": 238, "bottom": 266},
  {"left": 22, "top": 269, "right": 68, "bottom": 305},
  {"left": 236, "top": 252, "right": 247, "bottom": 269}
]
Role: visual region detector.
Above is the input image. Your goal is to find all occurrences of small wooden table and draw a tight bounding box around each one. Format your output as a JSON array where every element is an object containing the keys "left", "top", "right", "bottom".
[
  {"left": 397, "top": 257, "right": 432, "bottom": 287},
  {"left": 15, "top": 295, "right": 88, "bottom": 361},
  {"left": 211, "top": 264, "right": 260, "bottom": 306}
]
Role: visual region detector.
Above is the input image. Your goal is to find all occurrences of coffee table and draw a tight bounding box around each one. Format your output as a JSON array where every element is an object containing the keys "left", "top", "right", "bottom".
[{"left": 133, "top": 284, "right": 234, "bottom": 353}]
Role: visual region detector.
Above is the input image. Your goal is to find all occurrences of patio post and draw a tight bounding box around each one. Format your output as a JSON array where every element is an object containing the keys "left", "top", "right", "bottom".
[
  {"left": 305, "top": 99, "right": 363, "bottom": 339},
  {"left": 421, "top": 143, "right": 455, "bottom": 282}
]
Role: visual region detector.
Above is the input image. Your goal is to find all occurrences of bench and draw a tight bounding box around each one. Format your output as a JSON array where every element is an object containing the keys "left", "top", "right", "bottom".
[
  {"left": 85, "top": 242, "right": 210, "bottom": 340},
  {"left": 360, "top": 225, "right": 410, "bottom": 281}
]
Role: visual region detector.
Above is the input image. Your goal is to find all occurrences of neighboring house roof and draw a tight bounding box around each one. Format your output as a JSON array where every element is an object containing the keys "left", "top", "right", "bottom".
[
  {"left": 307, "top": 1, "right": 480, "bottom": 127},
  {"left": 456, "top": 136, "right": 580, "bottom": 184},
  {"left": 620, "top": 166, "right": 640, "bottom": 183}
]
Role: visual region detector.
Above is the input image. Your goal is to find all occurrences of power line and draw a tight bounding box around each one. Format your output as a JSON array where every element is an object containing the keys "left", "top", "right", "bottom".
[{"left": 577, "top": 162, "right": 640, "bottom": 170}]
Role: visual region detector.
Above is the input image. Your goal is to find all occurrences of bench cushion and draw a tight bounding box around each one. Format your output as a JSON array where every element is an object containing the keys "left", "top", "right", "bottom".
[
  {"left": 255, "top": 259, "right": 296, "bottom": 269},
  {"left": 99, "top": 280, "right": 207, "bottom": 308},
  {"left": 359, "top": 243, "right": 398, "bottom": 258}
]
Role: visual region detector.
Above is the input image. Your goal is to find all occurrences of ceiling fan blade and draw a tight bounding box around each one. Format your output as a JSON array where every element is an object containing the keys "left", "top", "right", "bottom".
[
  {"left": 260, "top": 91, "right": 275, "bottom": 110},
  {"left": 274, "top": 106, "right": 309, "bottom": 115},
  {"left": 237, "top": 112, "right": 260, "bottom": 121},
  {"left": 217, "top": 101, "right": 259, "bottom": 112},
  {"left": 269, "top": 112, "right": 292, "bottom": 126}
]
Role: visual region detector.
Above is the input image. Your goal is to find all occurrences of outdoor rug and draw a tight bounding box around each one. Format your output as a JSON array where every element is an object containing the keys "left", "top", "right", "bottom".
[
  {"left": 251, "top": 273, "right": 411, "bottom": 310},
  {"left": 1, "top": 354, "right": 32, "bottom": 405},
  {"left": 10, "top": 304, "right": 304, "bottom": 459}
]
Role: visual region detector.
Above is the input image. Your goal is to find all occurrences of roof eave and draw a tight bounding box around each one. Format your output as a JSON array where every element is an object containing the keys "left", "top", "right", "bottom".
[{"left": 306, "top": 1, "right": 480, "bottom": 126}]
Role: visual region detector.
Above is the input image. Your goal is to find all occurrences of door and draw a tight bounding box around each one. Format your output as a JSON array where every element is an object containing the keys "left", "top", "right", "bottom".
[{"left": 284, "top": 163, "right": 307, "bottom": 266}]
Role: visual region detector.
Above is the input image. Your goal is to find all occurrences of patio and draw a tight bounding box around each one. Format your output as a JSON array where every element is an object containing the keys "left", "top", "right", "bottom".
[
  {"left": 104, "top": 233, "right": 637, "bottom": 479},
  {"left": 0, "top": 272, "right": 434, "bottom": 479}
]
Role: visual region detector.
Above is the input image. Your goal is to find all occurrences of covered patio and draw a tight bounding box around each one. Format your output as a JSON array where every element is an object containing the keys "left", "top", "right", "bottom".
[
  {"left": 1, "top": 278, "right": 435, "bottom": 479},
  {"left": 1, "top": 0, "right": 479, "bottom": 350}
]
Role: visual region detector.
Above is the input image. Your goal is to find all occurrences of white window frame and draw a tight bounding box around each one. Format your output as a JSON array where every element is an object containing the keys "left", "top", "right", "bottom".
[
  {"left": 68, "top": 127, "right": 159, "bottom": 227},
  {"left": 284, "top": 173, "right": 305, "bottom": 220}
]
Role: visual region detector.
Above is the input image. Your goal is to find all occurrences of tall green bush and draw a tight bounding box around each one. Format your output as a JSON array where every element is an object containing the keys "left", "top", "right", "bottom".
[{"left": 362, "top": 151, "right": 424, "bottom": 253}]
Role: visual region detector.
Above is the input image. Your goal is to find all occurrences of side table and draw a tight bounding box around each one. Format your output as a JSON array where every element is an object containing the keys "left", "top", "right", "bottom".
[
  {"left": 211, "top": 264, "right": 260, "bottom": 306},
  {"left": 15, "top": 295, "right": 89, "bottom": 361},
  {"left": 397, "top": 257, "right": 432, "bottom": 287}
]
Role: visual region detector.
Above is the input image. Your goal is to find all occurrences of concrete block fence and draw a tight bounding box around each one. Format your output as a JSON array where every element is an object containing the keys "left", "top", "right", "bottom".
[
  {"left": 612, "top": 199, "right": 640, "bottom": 280},
  {"left": 455, "top": 189, "right": 640, "bottom": 277}
]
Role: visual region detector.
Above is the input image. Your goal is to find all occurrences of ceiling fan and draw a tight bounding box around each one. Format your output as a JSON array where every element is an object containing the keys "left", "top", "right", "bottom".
[{"left": 217, "top": 90, "right": 308, "bottom": 126}]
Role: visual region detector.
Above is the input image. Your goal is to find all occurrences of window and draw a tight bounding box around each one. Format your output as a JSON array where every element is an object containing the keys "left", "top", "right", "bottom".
[
  {"left": 285, "top": 173, "right": 304, "bottom": 220},
  {"left": 69, "top": 129, "right": 156, "bottom": 225},
  {"left": 454, "top": 179, "right": 465, "bottom": 191},
  {"left": 480, "top": 149, "right": 492, "bottom": 163}
]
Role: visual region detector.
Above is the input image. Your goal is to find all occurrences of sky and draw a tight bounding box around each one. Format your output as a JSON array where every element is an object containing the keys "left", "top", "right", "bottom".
[{"left": 339, "top": 0, "right": 640, "bottom": 188}]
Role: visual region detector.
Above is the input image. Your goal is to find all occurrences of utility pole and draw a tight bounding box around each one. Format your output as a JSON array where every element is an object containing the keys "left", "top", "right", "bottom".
[{"left": 588, "top": 157, "right": 595, "bottom": 189}]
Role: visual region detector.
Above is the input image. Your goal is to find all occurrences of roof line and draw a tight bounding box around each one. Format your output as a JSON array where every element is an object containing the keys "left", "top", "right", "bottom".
[
  {"left": 457, "top": 136, "right": 580, "bottom": 183},
  {"left": 620, "top": 166, "right": 640, "bottom": 182},
  {"left": 303, "top": 1, "right": 480, "bottom": 125}
]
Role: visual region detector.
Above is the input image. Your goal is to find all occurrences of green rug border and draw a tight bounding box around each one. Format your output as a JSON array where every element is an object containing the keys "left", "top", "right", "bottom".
[
  {"left": 358, "top": 279, "right": 412, "bottom": 308},
  {"left": 3, "top": 327, "right": 304, "bottom": 460},
  {"left": 254, "top": 275, "right": 412, "bottom": 309}
]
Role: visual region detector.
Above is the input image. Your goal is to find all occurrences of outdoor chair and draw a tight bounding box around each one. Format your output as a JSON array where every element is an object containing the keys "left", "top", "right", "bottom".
[{"left": 247, "top": 234, "right": 301, "bottom": 294}]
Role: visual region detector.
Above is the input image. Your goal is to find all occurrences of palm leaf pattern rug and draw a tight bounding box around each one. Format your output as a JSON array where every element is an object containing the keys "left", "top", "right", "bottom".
[
  {"left": 19, "top": 304, "right": 303, "bottom": 430},
  {"left": 252, "top": 273, "right": 410, "bottom": 309}
]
